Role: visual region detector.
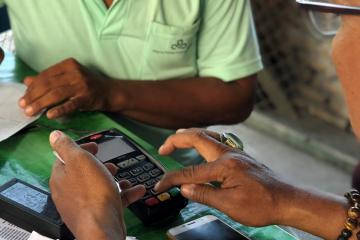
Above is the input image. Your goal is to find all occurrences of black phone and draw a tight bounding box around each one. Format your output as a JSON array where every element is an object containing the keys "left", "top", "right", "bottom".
[
  {"left": 296, "top": 0, "right": 360, "bottom": 15},
  {"left": 0, "top": 179, "right": 73, "bottom": 240},
  {"left": 76, "top": 128, "right": 188, "bottom": 225}
]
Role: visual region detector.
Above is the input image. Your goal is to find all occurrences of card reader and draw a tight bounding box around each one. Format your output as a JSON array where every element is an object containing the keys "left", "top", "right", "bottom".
[{"left": 76, "top": 129, "right": 188, "bottom": 225}]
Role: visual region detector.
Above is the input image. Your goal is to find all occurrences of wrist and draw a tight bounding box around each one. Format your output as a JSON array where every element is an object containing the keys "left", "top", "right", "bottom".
[
  {"left": 276, "top": 185, "right": 348, "bottom": 239},
  {"left": 75, "top": 207, "right": 126, "bottom": 240},
  {"left": 103, "top": 79, "right": 129, "bottom": 112}
]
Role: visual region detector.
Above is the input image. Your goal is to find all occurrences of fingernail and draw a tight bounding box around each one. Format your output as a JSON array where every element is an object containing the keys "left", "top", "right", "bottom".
[
  {"left": 176, "top": 129, "right": 186, "bottom": 133},
  {"left": 19, "top": 98, "right": 26, "bottom": 108},
  {"left": 154, "top": 182, "right": 160, "bottom": 191},
  {"left": 182, "top": 184, "right": 195, "bottom": 196},
  {"left": 158, "top": 145, "right": 165, "bottom": 153},
  {"left": 50, "top": 130, "right": 62, "bottom": 145},
  {"left": 25, "top": 106, "right": 33, "bottom": 115},
  {"left": 47, "top": 111, "right": 55, "bottom": 119}
]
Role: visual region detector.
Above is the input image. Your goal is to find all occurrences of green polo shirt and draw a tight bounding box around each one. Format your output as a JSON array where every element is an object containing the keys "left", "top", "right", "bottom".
[{"left": 1, "top": 0, "right": 263, "bottom": 165}]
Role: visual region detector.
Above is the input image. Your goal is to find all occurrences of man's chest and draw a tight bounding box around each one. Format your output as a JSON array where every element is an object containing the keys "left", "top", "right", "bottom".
[{"left": 6, "top": 0, "right": 202, "bottom": 80}]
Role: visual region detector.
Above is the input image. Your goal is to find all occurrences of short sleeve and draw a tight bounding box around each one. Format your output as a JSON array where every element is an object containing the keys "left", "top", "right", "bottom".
[{"left": 197, "top": 0, "right": 263, "bottom": 82}]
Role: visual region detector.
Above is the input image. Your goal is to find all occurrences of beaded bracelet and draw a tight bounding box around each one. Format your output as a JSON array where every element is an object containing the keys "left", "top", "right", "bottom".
[{"left": 337, "top": 190, "right": 360, "bottom": 240}]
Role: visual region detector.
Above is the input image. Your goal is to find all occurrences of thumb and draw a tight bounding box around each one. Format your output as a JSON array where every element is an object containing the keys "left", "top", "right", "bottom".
[
  {"left": 181, "top": 184, "right": 221, "bottom": 208},
  {"left": 49, "top": 130, "right": 79, "bottom": 164}
]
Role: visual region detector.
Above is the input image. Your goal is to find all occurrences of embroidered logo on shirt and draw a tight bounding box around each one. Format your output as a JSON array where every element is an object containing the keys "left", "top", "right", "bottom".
[
  {"left": 171, "top": 40, "right": 188, "bottom": 50},
  {"left": 152, "top": 39, "right": 192, "bottom": 54}
]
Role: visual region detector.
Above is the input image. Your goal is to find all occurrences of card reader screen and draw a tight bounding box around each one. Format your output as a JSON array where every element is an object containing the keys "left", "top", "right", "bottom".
[
  {"left": 1, "top": 183, "right": 48, "bottom": 213},
  {"left": 96, "top": 137, "right": 135, "bottom": 162}
]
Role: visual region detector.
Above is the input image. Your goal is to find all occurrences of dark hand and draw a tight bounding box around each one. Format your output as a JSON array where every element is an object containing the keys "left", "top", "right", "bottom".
[
  {"left": 19, "top": 58, "right": 114, "bottom": 119},
  {"left": 49, "top": 131, "right": 145, "bottom": 240},
  {"left": 155, "top": 128, "right": 292, "bottom": 227}
]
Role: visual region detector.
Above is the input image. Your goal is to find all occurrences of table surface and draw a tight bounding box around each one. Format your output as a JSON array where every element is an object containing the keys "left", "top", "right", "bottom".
[{"left": 0, "top": 52, "right": 298, "bottom": 240}]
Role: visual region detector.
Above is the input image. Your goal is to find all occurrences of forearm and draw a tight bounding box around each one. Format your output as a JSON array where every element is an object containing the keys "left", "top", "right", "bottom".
[
  {"left": 278, "top": 184, "right": 352, "bottom": 239},
  {"left": 105, "top": 76, "right": 256, "bottom": 129}
]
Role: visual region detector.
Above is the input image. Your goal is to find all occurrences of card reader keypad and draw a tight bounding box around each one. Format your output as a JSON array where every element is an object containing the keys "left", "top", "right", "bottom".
[{"left": 114, "top": 154, "right": 178, "bottom": 207}]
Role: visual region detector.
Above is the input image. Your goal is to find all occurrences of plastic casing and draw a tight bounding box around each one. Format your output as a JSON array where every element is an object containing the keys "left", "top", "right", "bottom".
[{"left": 0, "top": 179, "right": 73, "bottom": 240}]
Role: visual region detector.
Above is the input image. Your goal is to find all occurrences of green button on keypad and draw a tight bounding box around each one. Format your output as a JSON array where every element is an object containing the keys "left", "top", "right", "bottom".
[{"left": 169, "top": 188, "right": 180, "bottom": 197}]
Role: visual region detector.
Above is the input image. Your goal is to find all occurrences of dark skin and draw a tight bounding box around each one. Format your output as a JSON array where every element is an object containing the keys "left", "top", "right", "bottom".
[
  {"left": 49, "top": 128, "right": 352, "bottom": 240},
  {"left": 103, "top": 0, "right": 113, "bottom": 8},
  {"left": 155, "top": 129, "right": 351, "bottom": 240},
  {"left": 49, "top": 131, "right": 145, "bottom": 240},
  {"left": 18, "top": 58, "right": 256, "bottom": 129}
]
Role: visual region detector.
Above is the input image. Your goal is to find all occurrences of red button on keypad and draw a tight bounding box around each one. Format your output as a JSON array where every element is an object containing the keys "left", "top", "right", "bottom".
[
  {"left": 90, "top": 134, "right": 103, "bottom": 140},
  {"left": 145, "top": 197, "right": 159, "bottom": 206}
]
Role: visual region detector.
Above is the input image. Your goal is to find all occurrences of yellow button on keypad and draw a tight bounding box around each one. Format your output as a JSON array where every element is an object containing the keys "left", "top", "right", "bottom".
[{"left": 157, "top": 192, "right": 171, "bottom": 202}]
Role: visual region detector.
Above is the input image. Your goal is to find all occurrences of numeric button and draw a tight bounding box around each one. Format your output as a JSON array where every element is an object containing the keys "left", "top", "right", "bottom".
[
  {"left": 116, "top": 172, "right": 131, "bottom": 179},
  {"left": 143, "top": 163, "right": 155, "bottom": 171},
  {"left": 128, "top": 178, "right": 138, "bottom": 186},
  {"left": 130, "top": 167, "right": 143, "bottom": 176},
  {"left": 149, "top": 168, "right": 162, "bottom": 177},
  {"left": 136, "top": 155, "right": 146, "bottom": 161},
  {"left": 144, "top": 179, "right": 158, "bottom": 189},
  {"left": 137, "top": 173, "right": 151, "bottom": 183}
]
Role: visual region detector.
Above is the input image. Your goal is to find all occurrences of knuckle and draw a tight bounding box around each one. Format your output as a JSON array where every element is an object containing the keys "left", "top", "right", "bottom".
[
  {"left": 181, "top": 166, "right": 197, "bottom": 179},
  {"left": 24, "top": 88, "right": 35, "bottom": 101},
  {"left": 224, "top": 158, "right": 239, "bottom": 169},
  {"left": 24, "top": 76, "right": 34, "bottom": 84},
  {"left": 54, "top": 100, "right": 78, "bottom": 116},
  {"left": 160, "top": 172, "right": 174, "bottom": 185},
  {"left": 62, "top": 102, "right": 74, "bottom": 114},
  {"left": 188, "top": 127, "right": 201, "bottom": 133},
  {"left": 67, "top": 99, "right": 79, "bottom": 111},
  {"left": 30, "top": 102, "right": 40, "bottom": 112},
  {"left": 196, "top": 186, "right": 210, "bottom": 204},
  {"left": 49, "top": 108, "right": 61, "bottom": 117},
  {"left": 49, "top": 89, "right": 63, "bottom": 100},
  {"left": 194, "top": 129, "right": 208, "bottom": 141},
  {"left": 165, "top": 135, "right": 176, "bottom": 145},
  {"left": 65, "top": 58, "right": 79, "bottom": 69},
  {"left": 73, "top": 70, "right": 84, "bottom": 79},
  {"left": 51, "top": 106, "right": 66, "bottom": 116}
]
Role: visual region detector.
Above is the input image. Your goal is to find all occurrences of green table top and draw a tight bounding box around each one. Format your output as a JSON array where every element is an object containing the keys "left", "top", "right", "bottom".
[{"left": 0, "top": 52, "right": 297, "bottom": 240}]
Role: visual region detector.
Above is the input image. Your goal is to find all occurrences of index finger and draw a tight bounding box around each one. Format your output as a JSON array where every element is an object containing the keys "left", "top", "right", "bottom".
[
  {"left": 38, "top": 58, "right": 74, "bottom": 78},
  {"left": 159, "top": 129, "right": 229, "bottom": 162},
  {"left": 23, "top": 58, "right": 72, "bottom": 86},
  {"left": 154, "top": 161, "right": 223, "bottom": 193}
]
